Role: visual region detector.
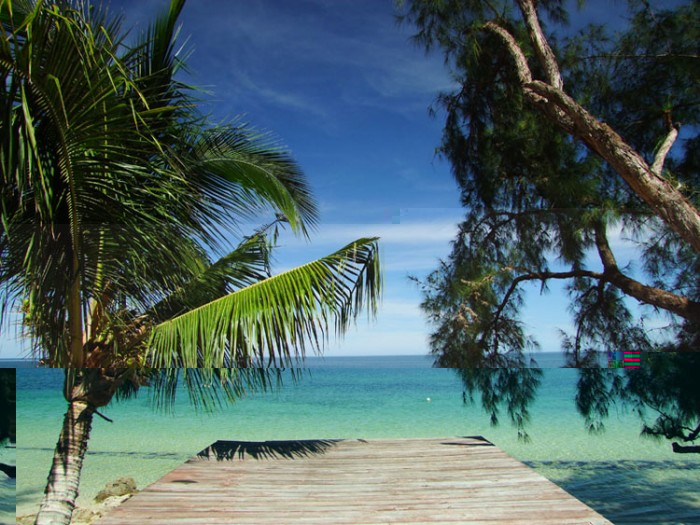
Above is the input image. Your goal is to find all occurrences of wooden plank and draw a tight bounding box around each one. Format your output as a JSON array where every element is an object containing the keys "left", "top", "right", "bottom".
[{"left": 95, "top": 437, "right": 612, "bottom": 525}]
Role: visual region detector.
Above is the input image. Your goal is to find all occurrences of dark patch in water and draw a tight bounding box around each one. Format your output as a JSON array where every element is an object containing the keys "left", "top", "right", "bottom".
[{"left": 527, "top": 459, "right": 700, "bottom": 524}]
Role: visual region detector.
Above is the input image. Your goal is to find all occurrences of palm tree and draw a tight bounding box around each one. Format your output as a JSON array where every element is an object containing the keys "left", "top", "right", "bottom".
[{"left": 0, "top": 1, "right": 381, "bottom": 523}]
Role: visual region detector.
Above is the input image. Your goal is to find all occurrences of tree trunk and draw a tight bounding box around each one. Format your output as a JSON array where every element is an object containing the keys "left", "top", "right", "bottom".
[
  {"left": 34, "top": 369, "right": 125, "bottom": 525},
  {"left": 34, "top": 399, "right": 95, "bottom": 525}
]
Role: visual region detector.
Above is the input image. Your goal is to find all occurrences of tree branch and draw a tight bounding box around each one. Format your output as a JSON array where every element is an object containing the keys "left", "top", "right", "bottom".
[
  {"left": 690, "top": 422, "right": 700, "bottom": 441},
  {"left": 593, "top": 222, "right": 700, "bottom": 322},
  {"left": 489, "top": 268, "right": 605, "bottom": 336},
  {"left": 478, "top": 19, "right": 700, "bottom": 253},
  {"left": 483, "top": 21, "right": 533, "bottom": 85},
  {"left": 526, "top": 80, "right": 700, "bottom": 253},
  {"left": 0, "top": 463, "right": 15, "bottom": 478},
  {"left": 482, "top": 21, "right": 576, "bottom": 132},
  {"left": 516, "top": 0, "right": 563, "bottom": 89},
  {"left": 483, "top": 225, "right": 700, "bottom": 343},
  {"left": 94, "top": 410, "right": 114, "bottom": 423},
  {"left": 651, "top": 123, "right": 679, "bottom": 177}
]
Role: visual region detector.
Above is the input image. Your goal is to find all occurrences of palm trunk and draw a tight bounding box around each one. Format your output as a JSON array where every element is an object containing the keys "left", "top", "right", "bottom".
[{"left": 34, "top": 399, "right": 95, "bottom": 525}]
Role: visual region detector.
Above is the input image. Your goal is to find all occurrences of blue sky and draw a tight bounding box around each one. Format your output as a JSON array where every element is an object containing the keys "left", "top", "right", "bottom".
[{"left": 0, "top": 0, "right": 662, "bottom": 359}]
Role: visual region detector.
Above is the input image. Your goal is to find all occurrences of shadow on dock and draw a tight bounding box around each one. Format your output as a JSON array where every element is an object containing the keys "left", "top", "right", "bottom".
[
  {"left": 197, "top": 439, "right": 342, "bottom": 461},
  {"left": 442, "top": 435, "right": 494, "bottom": 447},
  {"left": 96, "top": 437, "right": 614, "bottom": 525}
]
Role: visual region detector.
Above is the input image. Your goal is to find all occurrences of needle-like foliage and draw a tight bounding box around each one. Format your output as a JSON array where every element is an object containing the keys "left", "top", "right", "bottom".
[{"left": 400, "top": 0, "right": 699, "bottom": 366}]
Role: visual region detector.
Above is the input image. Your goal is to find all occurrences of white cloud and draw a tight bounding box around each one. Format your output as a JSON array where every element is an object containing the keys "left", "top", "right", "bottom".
[
  {"left": 268, "top": 218, "right": 460, "bottom": 278},
  {"left": 374, "top": 299, "right": 423, "bottom": 319},
  {"left": 329, "top": 326, "right": 430, "bottom": 356},
  {"left": 232, "top": 71, "right": 329, "bottom": 119},
  {"left": 175, "top": 0, "right": 454, "bottom": 124},
  {"left": 300, "top": 220, "right": 460, "bottom": 246}
]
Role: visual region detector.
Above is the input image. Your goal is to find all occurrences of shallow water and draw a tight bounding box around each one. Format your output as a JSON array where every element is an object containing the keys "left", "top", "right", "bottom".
[{"left": 16, "top": 357, "right": 700, "bottom": 524}]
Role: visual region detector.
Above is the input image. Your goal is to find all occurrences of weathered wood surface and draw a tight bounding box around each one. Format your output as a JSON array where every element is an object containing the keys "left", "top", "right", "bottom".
[{"left": 95, "top": 437, "right": 613, "bottom": 524}]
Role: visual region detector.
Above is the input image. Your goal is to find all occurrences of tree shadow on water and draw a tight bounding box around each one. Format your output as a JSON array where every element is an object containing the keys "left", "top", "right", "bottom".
[
  {"left": 525, "top": 458, "right": 700, "bottom": 524},
  {"left": 452, "top": 357, "right": 700, "bottom": 523},
  {"left": 197, "top": 439, "right": 342, "bottom": 461},
  {"left": 0, "top": 477, "right": 15, "bottom": 522}
]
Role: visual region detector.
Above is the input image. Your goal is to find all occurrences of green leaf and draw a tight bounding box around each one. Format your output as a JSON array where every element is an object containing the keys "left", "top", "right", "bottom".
[{"left": 147, "top": 238, "right": 381, "bottom": 368}]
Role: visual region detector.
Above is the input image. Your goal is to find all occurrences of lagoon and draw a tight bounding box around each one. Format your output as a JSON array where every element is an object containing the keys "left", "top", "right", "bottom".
[{"left": 16, "top": 356, "right": 700, "bottom": 524}]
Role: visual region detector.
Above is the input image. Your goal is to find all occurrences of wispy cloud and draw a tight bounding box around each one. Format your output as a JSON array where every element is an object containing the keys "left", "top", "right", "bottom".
[
  {"left": 305, "top": 221, "right": 459, "bottom": 245},
  {"left": 232, "top": 71, "right": 329, "bottom": 119},
  {"left": 169, "top": 0, "right": 454, "bottom": 124}
]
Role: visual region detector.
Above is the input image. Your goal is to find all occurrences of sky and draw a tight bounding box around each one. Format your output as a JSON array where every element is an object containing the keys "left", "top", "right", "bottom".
[{"left": 0, "top": 0, "right": 664, "bottom": 359}]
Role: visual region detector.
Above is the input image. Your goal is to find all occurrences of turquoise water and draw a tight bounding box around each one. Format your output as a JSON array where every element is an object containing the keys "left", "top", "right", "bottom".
[{"left": 16, "top": 356, "right": 700, "bottom": 524}]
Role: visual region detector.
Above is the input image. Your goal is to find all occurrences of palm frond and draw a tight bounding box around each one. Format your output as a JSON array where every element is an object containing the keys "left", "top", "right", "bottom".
[
  {"left": 0, "top": 0, "right": 35, "bottom": 31},
  {"left": 145, "top": 367, "right": 291, "bottom": 413},
  {"left": 147, "top": 238, "right": 381, "bottom": 368},
  {"left": 1, "top": 0, "right": 351, "bottom": 372},
  {"left": 125, "top": 0, "right": 187, "bottom": 110},
  {"left": 181, "top": 125, "right": 318, "bottom": 240},
  {"left": 149, "top": 229, "right": 273, "bottom": 322}
]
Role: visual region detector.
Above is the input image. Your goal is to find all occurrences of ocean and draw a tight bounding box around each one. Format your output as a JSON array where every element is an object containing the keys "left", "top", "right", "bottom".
[{"left": 15, "top": 354, "right": 700, "bottom": 524}]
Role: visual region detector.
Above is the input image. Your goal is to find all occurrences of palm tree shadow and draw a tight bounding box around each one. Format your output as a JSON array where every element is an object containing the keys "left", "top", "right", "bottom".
[
  {"left": 441, "top": 435, "right": 495, "bottom": 447},
  {"left": 197, "top": 439, "right": 343, "bottom": 461}
]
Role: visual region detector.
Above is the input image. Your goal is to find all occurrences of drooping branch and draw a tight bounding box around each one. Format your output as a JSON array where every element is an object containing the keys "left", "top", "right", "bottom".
[
  {"left": 482, "top": 268, "right": 604, "bottom": 346},
  {"left": 670, "top": 416, "right": 700, "bottom": 453},
  {"left": 480, "top": 226, "right": 699, "bottom": 337},
  {"left": 494, "top": 269, "right": 603, "bottom": 323},
  {"left": 570, "top": 281, "right": 606, "bottom": 363}
]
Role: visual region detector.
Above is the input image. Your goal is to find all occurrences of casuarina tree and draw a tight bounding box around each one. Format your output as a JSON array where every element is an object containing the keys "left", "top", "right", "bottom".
[{"left": 399, "top": 0, "right": 699, "bottom": 366}]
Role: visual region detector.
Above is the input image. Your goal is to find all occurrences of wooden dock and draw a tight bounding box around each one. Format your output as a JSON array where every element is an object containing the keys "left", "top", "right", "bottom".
[{"left": 95, "top": 437, "right": 613, "bottom": 524}]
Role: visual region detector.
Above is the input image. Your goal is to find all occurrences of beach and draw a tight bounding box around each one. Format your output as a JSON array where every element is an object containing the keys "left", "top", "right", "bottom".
[{"left": 16, "top": 356, "right": 700, "bottom": 524}]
